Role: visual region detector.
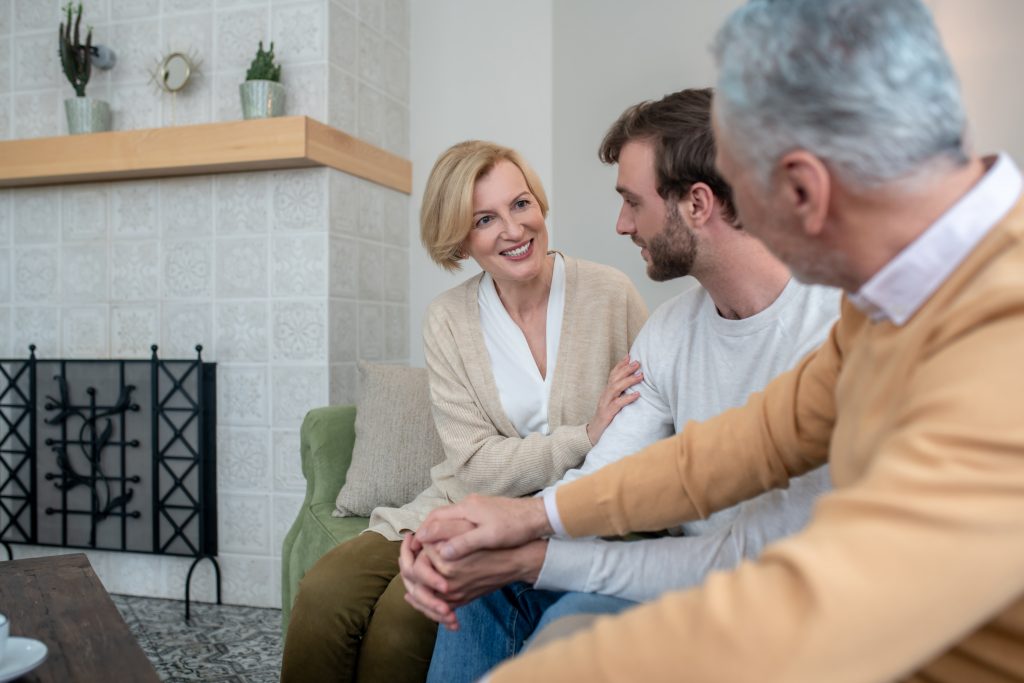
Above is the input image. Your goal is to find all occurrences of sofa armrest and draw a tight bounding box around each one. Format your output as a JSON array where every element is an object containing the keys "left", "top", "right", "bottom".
[{"left": 300, "top": 405, "right": 357, "bottom": 510}]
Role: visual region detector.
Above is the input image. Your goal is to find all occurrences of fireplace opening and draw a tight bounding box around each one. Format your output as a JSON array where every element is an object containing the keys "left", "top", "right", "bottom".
[{"left": 0, "top": 345, "right": 219, "bottom": 618}]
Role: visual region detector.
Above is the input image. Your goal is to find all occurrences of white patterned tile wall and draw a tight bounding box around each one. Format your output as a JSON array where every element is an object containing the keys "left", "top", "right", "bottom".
[
  {"left": 328, "top": 4, "right": 357, "bottom": 75},
  {"left": 12, "top": 305, "right": 57, "bottom": 356},
  {"left": 13, "top": 0, "right": 57, "bottom": 34},
  {"left": 219, "top": 427, "right": 272, "bottom": 491},
  {"left": 216, "top": 236, "right": 269, "bottom": 298},
  {"left": 272, "top": 493, "right": 305, "bottom": 552},
  {"left": 0, "top": 40, "right": 10, "bottom": 97},
  {"left": 14, "top": 247, "right": 57, "bottom": 302},
  {"left": 272, "top": 168, "right": 327, "bottom": 232},
  {"left": 163, "top": 239, "right": 214, "bottom": 298},
  {"left": 3, "top": 0, "right": 410, "bottom": 609},
  {"left": 329, "top": 361, "right": 358, "bottom": 405},
  {"left": 272, "top": 429, "right": 304, "bottom": 492},
  {"left": 219, "top": 363, "right": 270, "bottom": 427},
  {"left": 0, "top": 190, "right": 9, "bottom": 242},
  {"left": 0, "top": 0, "right": 410, "bottom": 156},
  {"left": 271, "top": 299, "right": 327, "bottom": 362},
  {"left": 282, "top": 62, "right": 327, "bottom": 121},
  {"left": 109, "top": 0, "right": 159, "bottom": 21},
  {"left": 220, "top": 492, "right": 271, "bottom": 555},
  {"left": 0, "top": 95, "right": 10, "bottom": 141},
  {"left": 0, "top": 247, "right": 9, "bottom": 302},
  {"left": 329, "top": 298, "right": 357, "bottom": 362},
  {"left": 271, "top": 234, "right": 327, "bottom": 298},
  {"left": 111, "top": 180, "right": 160, "bottom": 238},
  {"left": 14, "top": 189, "right": 58, "bottom": 244},
  {"left": 329, "top": 235, "right": 359, "bottom": 298},
  {"left": 0, "top": 306, "right": 10, "bottom": 356},
  {"left": 215, "top": 172, "right": 269, "bottom": 234},
  {"left": 111, "top": 241, "right": 160, "bottom": 300},
  {"left": 272, "top": 2, "right": 326, "bottom": 64},
  {"left": 62, "top": 186, "right": 109, "bottom": 242},
  {"left": 61, "top": 244, "right": 108, "bottom": 302},
  {"left": 61, "top": 305, "right": 109, "bottom": 358},
  {"left": 161, "top": 177, "right": 214, "bottom": 236},
  {"left": 162, "top": 301, "right": 213, "bottom": 356},
  {"left": 215, "top": 300, "right": 269, "bottom": 362},
  {"left": 271, "top": 365, "right": 329, "bottom": 427},
  {"left": 110, "top": 305, "right": 159, "bottom": 357}
]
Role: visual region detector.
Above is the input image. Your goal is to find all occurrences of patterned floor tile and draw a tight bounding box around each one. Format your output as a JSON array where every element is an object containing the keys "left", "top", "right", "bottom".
[{"left": 111, "top": 594, "right": 282, "bottom": 682}]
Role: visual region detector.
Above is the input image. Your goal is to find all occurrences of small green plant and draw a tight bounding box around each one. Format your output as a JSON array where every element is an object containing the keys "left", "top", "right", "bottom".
[
  {"left": 245, "top": 41, "right": 282, "bottom": 82},
  {"left": 58, "top": 2, "right": 93, "bottom": 97}
]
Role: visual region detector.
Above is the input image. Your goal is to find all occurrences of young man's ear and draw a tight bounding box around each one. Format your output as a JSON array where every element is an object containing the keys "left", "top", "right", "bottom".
[
  {"left": 777, "top": 150, "right": 830, "bottom": 237},
  {"left": 683, "top": 182, "right": 715, "bottom": 227}
]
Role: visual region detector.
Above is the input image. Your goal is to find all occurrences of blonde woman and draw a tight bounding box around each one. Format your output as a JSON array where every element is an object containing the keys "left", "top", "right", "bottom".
[{"left": 281, "top": 141, "right": 648, "bottom": 683}]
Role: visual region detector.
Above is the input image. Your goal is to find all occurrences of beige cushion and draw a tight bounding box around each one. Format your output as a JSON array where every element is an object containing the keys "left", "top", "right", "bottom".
[{"left": 334, "top": 362, "right": 446, "bottom": 517}]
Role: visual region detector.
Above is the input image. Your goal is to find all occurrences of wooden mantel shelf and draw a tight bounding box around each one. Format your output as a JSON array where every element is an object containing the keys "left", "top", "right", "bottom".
[{"left": 0, "top": 116, "right": 412, "bottom": 194}]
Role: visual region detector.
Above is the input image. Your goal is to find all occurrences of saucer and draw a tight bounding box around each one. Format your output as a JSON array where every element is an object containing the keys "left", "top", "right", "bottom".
[{"left": 0, "top": 637, "right": 48, "bottom": 682}]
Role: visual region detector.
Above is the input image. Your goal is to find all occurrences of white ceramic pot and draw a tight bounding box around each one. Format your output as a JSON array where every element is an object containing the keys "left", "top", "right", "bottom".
[
  {"left": 64, "top": 97, "right": 112, "bottom": 135},
  {"left": 239, "top": 80, "right": 286, "bottom": 119}
]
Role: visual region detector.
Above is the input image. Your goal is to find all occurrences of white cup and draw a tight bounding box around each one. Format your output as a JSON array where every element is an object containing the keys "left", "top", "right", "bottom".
[{"left": 0, "top": 613, "right": 7, "bottom": 664}]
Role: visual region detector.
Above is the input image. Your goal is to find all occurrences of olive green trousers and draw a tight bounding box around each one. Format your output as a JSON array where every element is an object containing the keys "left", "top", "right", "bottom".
[{"left": 281, "top": 531, "right": 439, "bottom": 683}]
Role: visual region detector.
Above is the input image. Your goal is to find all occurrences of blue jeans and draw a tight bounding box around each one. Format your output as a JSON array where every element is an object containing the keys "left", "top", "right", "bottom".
[{"left": 426, "top": 583, "right": 636, "bottom": 683}]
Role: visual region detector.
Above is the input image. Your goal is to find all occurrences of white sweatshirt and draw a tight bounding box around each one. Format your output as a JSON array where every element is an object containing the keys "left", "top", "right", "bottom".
[{"left": 535, "top": 277, "right": 840, "bottom": 602}]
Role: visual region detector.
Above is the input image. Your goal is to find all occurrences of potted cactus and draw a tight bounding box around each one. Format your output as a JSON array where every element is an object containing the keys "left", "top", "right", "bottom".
[
  {"left": 59, "top": 2, "right": 110, "bottom": 134},
  {"left": 239, "top": 41, "right": 285, "bottom": 119}
]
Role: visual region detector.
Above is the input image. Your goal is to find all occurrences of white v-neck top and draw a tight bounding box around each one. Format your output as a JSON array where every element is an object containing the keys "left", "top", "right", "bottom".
[{"left": 478, "top": 253, "right": 566, "bottom": 437}]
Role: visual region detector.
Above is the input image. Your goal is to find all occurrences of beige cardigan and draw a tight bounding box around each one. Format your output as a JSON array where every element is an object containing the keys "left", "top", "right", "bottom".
[
  {"left": 369, "top": 255, "right": 648, "bottom": 540},
  {"left": 491, "top": 203, "right": 1024, "bottom": 681}
]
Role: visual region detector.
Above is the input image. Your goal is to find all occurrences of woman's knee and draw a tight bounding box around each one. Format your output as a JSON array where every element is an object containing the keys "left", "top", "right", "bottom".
[
  {"left": 291, "top": 533, "right": 401, "bottom": 632},
  {"left": 371, "top": 574, "right": 439, "bottom": 648}
]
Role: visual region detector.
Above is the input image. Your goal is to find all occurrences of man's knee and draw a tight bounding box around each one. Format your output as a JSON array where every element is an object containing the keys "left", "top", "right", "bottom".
[{"left": 527, "top": 592, "right": 636, "bottom": 650}]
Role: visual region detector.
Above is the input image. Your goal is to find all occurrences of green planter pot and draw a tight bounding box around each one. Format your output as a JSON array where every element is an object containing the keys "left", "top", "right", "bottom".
[
  {"left": 240, "top": 80, "right": 286, "bottom": 119},
  {"left": 64, "top": 97, "right": 112, "bottom": 135}
]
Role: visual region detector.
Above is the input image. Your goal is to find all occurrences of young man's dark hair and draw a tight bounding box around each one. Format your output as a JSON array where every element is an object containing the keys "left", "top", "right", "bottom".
[{"left": 599, "top": 88, "right": 738, "bottom": 225}]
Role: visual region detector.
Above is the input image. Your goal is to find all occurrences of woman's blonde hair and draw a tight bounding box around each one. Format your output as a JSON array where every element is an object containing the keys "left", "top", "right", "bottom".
[{"left": 420, "top": 140, "right": 549, "bottom": 271}]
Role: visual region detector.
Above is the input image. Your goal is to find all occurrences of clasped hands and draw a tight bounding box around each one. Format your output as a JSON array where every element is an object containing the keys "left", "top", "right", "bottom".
[{"left": 400, "top": 494, "right": 554, "bottom": 630}]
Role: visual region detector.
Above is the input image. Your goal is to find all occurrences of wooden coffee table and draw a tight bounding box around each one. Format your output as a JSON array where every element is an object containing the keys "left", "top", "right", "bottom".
[{"left": 0, "top": 553, "right": 159, "bottom": 682}]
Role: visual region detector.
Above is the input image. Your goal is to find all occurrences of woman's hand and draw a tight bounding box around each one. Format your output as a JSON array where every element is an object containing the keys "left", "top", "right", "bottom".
[{"left": 586, "top": 355, "right": 642, "bottom": 445}]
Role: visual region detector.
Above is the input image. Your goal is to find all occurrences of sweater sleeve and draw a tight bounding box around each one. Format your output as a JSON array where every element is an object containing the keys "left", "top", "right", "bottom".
[
  {"left": 423, "top": 312, "right": 593, "bottom": 497},
  {"left": 547, "top": 314, "right": 674, "bottom": 490},
  {"left": 535, "top": 466, "right": 829, "bottom": 601},
  {"left": 489, "top": 304, "right": 1024, "bottom": 683}
]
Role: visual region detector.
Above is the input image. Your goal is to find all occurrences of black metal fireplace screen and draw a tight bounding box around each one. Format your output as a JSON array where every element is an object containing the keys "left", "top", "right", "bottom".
[{"left": 0, "top": 345, "right": 219, "bottom": 618}]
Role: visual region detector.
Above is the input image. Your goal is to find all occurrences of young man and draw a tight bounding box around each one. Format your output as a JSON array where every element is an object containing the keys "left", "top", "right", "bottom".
[
  {"left": 408, "top": 88, "right": 840, "bottom": 683},
  {"left": 416, "top": 1, "right": 1024, "bottom": 681}
]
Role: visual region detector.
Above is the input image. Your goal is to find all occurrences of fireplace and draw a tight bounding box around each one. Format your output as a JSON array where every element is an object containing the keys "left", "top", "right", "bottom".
[{"left": 0, "top": 345, "right": 219, "bottom": 618}]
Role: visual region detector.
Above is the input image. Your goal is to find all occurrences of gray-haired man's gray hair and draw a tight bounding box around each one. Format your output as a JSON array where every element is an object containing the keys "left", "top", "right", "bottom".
[{"left": 712, "top": 0, "right": 969, "bottom": 189}]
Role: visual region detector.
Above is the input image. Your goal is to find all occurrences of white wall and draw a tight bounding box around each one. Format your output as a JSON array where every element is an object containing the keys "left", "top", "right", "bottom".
[
  {"left": 551, "top": 0, "right": 744, "bottom": 314},
  {"left": 408, "top": 0, "right": 1024, "bottom": 363},
  {"left": 929, "top": 0, "right": 1024, "bottom": 162},
  {"left": 408, "top": 0, "right": 553, "bottom": 366}
]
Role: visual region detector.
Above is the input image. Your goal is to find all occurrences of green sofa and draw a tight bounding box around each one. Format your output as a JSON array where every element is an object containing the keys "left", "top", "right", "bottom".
[{"left": 280, "top": 405, "right": 368, "bottom": 635}]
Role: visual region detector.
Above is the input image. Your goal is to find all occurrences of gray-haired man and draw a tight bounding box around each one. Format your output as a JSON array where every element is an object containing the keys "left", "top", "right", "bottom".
[{"left": 415, "top": 0, "right": 1024, "bottom": 681}]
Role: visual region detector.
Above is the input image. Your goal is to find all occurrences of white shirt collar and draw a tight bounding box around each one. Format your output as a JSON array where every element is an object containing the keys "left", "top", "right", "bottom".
[{"left": 849, "top": 153, "right": 1023, "bottom": 325}]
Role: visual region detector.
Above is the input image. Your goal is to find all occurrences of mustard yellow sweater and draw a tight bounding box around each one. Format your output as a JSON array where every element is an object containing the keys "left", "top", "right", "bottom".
[{"left": 491, "top": 204, "right": 1024, "bottom": 682}]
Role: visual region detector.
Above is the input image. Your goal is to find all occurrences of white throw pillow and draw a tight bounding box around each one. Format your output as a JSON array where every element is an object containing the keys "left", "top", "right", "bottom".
[{"left": 334, "top": 362, "right": 446, "bottom": 517}]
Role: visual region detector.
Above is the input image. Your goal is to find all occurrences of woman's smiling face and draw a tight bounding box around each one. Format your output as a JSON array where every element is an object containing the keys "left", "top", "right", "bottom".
[{"left": 462, "top": 160, "right": 549, "bottom": 284}]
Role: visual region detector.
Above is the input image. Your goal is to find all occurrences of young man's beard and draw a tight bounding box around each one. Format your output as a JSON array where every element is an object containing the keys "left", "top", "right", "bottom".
[{"left": 646, "top": 201, "right": 698, "bottom": 282}]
